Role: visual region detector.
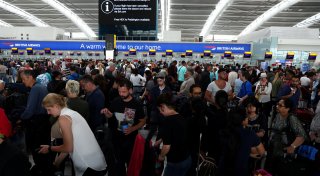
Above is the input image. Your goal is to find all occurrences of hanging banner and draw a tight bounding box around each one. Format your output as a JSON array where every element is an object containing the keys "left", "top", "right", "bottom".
[{"left": 0, "top": 40, "right": 251, "bottom": 53}]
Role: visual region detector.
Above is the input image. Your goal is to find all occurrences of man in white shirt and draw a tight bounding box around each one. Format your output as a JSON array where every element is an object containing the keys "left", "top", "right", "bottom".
[{"left": 205, "top": 68, "right": 232, "bottom": 105}]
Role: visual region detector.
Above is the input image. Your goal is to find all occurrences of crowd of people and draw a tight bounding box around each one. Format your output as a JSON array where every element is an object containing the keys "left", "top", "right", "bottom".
[{"left": 0, "top": 58, "right": 320, "bottom": 176}]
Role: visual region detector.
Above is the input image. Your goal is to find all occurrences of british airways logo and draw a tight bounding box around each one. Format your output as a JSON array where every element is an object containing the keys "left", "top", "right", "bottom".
[
  {"left": 2, "top": 42, "right": 14, "bottom": 47},
  {"left": 204, "top": 45, "right": 217, "bottom": 51}
]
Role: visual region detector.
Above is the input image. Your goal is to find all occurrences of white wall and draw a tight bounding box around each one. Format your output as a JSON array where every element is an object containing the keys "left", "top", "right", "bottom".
[
  {"left": 0, "top": 27, "right": 65, "bottom": 40},
  {"left": 163, "top": 31, "right": 181, "bottom": 42},
  {"left": 238, "top": 27, "right": 319, "bottom": 43},
  {"left": 277, "top": 39, "right": 320, "bottom": 52}
]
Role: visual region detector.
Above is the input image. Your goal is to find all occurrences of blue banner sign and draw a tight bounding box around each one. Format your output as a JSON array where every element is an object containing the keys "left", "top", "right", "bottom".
[{"left": 0, "top": 40, "right": 250, "bottom": 53}]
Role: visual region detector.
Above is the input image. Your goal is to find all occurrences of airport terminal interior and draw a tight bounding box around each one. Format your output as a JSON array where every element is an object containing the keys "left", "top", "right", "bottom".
[{"left": 0, "top": 0, "right": 320, "bottom": 176}]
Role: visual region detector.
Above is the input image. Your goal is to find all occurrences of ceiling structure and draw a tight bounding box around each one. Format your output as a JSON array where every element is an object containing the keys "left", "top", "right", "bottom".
[{"left": 0, "top": 0, "right": 319, "bottom": 41}]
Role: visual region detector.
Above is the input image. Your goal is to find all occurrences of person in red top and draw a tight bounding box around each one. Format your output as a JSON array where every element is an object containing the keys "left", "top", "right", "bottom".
[
  {"left": 0, "top": 108, "right": 12, "bottom": 138},
  {"left": 0, "top": 107, "right": 31, "bottom": 176}
]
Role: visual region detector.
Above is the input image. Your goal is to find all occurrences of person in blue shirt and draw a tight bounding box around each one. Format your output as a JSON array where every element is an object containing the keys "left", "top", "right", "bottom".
[
  {"left": 238, "top": 70, "right": 253, "bottom": 104},
  {"left": 219, "top": 109, "right": 265, "bottom": 176},
  {"left": 80, "top": 75, "right": 105, "bottom": 132},
  {"left": 20, "top": 70, "right": 52, "bottom": 175},
  {"left": 67, "top": 65, "right": 79, "bottom": 81},
  {"left": 277, "top": 75, "right": 300, "bottom": 109},
  {"left": 177, "top": 61, "right": 187, "bottom": 86}
]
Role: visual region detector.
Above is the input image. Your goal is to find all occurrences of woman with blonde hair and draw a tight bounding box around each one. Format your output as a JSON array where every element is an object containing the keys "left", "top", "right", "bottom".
[{"left": 39, "top": 93, "right": 107, "bottom": 176}]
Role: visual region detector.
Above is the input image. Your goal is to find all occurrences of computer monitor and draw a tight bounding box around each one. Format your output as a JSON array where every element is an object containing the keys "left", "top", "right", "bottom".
[
  {"left": 44, "top": 48, "right": 51, "bottom": 54},
  {"left": 26, "top": 48, "right": 33, "bottom": 55},
  {"left": 308, "top": 53, "right": 317, "bottom": 60},
  {"left": 11, "top": 48, "right": 18, "bottom": 54},
  {"left": 166, "top": 50, "right": 173, "bottom": 56},
  {"left": 129, "top": 49, "right": 136, "bottom": 55},
  {"left": 243, "top": 51, "right": 251, "bottom": 58},
  {"left": 265, "top": 52, "right": 272, "bottom": 59},
  {"left": 224, "top": 51, "right": 232, "bottom": 58},
  {"left": 186, "top": 50, "right": 192, "bottom": 56}
]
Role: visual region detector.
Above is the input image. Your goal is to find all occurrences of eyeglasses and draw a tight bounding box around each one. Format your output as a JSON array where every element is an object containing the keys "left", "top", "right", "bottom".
[
  {"left": 157, "top": 77, "right": 164, "bottom": 79},
  {"left": 277, "top": 103, "right": 285, "bottom": 107}
]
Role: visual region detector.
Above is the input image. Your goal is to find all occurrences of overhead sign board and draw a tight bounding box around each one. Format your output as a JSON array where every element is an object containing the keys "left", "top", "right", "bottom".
[
  {"left": 98, "top": 0, "right": 157, "bottom": 38},
  {"left": 99, "top": 0, "right": 157, "bottom": 26},
  {"left": 0, "top": 40, "right": 251, "bottom": 53}
]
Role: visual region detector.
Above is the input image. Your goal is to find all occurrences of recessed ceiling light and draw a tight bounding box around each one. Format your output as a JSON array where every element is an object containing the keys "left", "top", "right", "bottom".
[{"left": 298, "top": 9, "right": 303, "bottom": 11}]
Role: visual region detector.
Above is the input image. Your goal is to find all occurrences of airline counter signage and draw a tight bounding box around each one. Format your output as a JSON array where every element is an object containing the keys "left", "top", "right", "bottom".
[{"left": 0, "top": 40, "right": 251, "bottom": 53}]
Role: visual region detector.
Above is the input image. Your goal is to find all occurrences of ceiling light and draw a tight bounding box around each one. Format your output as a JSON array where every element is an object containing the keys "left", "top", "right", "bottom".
[
  {"left": 42, "top": 0, "right": 97, "bottom": 38},
  {"left": 0, "top": 19, "right": 13, "bottom": 27},
  {"left": 166, "top": 0, "right": 171, "bottom": 31},
  {"left": 294, "top": 12, "right": 320, "bottom": 28},
  {"left": 200, "top": 0, "right": 233, "bottom": 38},
  {"left": 0, "top": 0, "right": 49, "bottom": 27},
  {"left": 159, "top": 0, "right": 166, "bottom": 40},
  {"left": 238, "top": 0, "right": 301, "bottom": 37}
]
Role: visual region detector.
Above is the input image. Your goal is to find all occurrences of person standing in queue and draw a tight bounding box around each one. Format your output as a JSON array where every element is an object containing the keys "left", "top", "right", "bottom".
[
  {"left": 101, "top": 78, "right": 146, "bottom": 176},
  {"left": 20, "top": 69, "right": 52, "bottom": 175},
  {"left": 39, "top": 93, "right": 107, "bottom": 176},
  {"left": 156, "top": 93, "right": 191, "bottom": 176}
]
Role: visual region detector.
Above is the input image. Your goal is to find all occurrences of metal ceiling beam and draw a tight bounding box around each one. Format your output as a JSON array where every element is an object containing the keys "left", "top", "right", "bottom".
[
  {"left": 0, "top": 19, "right": 12, "bottom": 27},
  {"left": 42, "top": 0, "right": 96, "bottom": 38},
  {"left": 239, "top": 0, "right": 302, "bottom": 36},
  {"left": 200, "top": 0, "right": 233, "bottom": 38},
  {"left": 0, "top": 0, "right": 49, "bottom": 27},
  {"left": 294, "top": 12, "right": 320, "bottom": 27}
]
